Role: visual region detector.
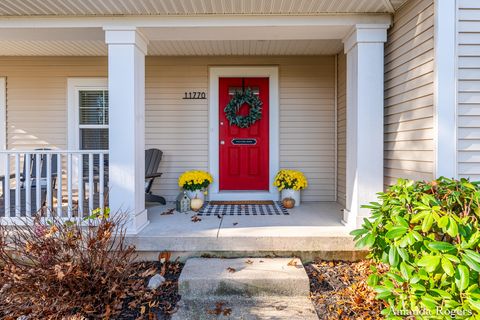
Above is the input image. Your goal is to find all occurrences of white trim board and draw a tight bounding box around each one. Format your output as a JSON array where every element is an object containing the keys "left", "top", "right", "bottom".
[
  {"left": 0, "top": 77, "right": 5, "bottom": 175},
  {"left": 67, "top": 77, "right": 108, "bottom": 186},
  {"left": 434, "top": 0, "right": 457, "bottom": 178},
  {"left": 208, "top": 66, "right": 279, "bottom": 201},
  {"left": 0, "top": 15, "right": 392, "bottom": 29},
  {"left": 67, "top": 77, "right": 108, "bottom": 150}
]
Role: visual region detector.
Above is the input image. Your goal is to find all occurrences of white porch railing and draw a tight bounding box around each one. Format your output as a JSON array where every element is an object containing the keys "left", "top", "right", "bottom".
[{"left": 0, "top": 150, "right": 108, "bottom": 221}]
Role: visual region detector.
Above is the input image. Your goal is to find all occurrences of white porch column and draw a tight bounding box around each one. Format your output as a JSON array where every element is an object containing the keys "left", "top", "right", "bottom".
[
  {"left": 343, "top": 24, "right": 389, "bottom": 228},
  {"left": 104, "top": 27, "right": 149, "bottom": 233},
  {"left": 434, "top": 0, "right": 457, "bottom": 178}
]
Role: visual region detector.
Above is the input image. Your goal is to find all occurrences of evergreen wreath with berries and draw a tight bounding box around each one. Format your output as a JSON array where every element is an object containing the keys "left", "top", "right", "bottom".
[{"left": 224, "top": 88, "right": 263, "bottom": 128}]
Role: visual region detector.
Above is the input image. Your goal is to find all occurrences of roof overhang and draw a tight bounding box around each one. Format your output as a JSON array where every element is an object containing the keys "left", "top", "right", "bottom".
[
  {"left": 0, "top": 0, "right": 409, "bottom": 16},
  {"left": 0, "top": 14, "right": 391, "bottom": 56}
]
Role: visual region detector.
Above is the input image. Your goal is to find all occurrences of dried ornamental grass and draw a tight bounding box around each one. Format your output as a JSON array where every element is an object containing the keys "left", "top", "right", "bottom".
[{"left": 0, "top": 213, "right": 146, "bottom": 319}]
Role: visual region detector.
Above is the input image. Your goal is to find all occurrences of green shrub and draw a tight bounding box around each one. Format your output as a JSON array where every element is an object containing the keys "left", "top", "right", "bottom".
[{"left": 352, "top": 177, "right": 480, "bottom": 319}]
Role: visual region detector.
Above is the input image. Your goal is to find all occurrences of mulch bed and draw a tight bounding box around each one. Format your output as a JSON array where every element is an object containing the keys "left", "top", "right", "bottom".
[
  {"left": 305, "top": 260, "right": 387, "bottom": 320},
  {"left": 117, "top": 260, "right": 184, "bottom": 320},
  {"left": 0, "top": 260, "right": 183, "bottom": 320}
]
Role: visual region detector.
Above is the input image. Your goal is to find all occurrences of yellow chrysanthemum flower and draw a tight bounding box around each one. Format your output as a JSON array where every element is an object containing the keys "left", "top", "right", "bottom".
[
  {"left": 273, "top": 169, "right": 308, "bottom": 191},
  {"left": 178, "top": 170, "right": 213, "bottom": 191}
]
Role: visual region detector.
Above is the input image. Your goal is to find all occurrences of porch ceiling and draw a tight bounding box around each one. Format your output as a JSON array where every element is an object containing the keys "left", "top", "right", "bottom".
[
  {"left": 0, "top": 0, "right": 408, "bottom": 16},
  {"left": 0, "top": 10, "right": 391, "bottom": 56},
  {"left": 0, "top": 39, "right": 344, "bottom": 56}
]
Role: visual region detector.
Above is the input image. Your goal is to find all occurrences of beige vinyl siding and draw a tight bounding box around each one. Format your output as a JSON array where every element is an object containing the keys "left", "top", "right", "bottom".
[
  {"left": 384, "top": 0, "right": 435, "bottom": 186},
  {"left": 457, "top": 0, "right": 480, "bottom": 181},
  {"left": 1, "top": 55, "right": 336, "bottom": 202},
  {"left": 0, "top": 57, "right": 107, "bottom": 150},
  {"left": 336, "top": 52, "right": 346, "bottom": 207},
  {"left": 279, "top": 58, "right": 336, "bottom": 202},
  {"left": 145, "top": 58, "right": 209, "bottom": 201},
  {"left": 146, "top": 56, "right": 336, "bottom": 201}
]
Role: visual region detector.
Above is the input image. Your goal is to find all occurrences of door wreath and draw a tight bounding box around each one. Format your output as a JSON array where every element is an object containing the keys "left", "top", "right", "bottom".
[{"left": 224, "top": 88, "right": 262, "bottom": 128}]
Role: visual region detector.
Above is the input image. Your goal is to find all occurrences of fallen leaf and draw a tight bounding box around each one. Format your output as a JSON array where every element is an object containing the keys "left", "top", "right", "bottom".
[
  {"left": 161, "top": 208, "right": 175, "bottom": 215},
  {"left": 287, "top": 259, "right": 298, "bottom": 267},
  {"left": 140, "top": 267, "right": 157, "bottom": 278},
  {"left": 233, "top": 222, "right": 238, "bottom": 226},
  {"left": 227, "top": 267, "right": 236, "bottom": 273},
  {"left": 158, "top": 251, "right": 172, "bottom": 264},
  {"left": 103, "top": 304, "right": 112, "bottom": 318},
  {"left": 223, "top": 307, "right": 232, "bottom": 316},
  {"left": 191, "top": 215, "right": 202, "bottom": 222},
  {"left": 54, "top": 264, "right": 65, "bottom": 281},
  {"left": 245, "top": 259, "right": 254, "bottom": 264},
  {"left": 207, "top": 302, "right": 228, "bottom": 315}
]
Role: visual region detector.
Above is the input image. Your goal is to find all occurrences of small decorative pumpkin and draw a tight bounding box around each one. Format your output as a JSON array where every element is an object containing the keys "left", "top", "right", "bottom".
[
  {"left": 282, "top": 197, "right": 295, "bottom": 209},
  {"left": 190, "top": 197, "right": 204, "bottom": 212}
]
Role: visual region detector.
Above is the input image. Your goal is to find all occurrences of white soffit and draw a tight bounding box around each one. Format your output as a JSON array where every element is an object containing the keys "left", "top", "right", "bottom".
[
  {"left": 0, "top": 40, "right": 107, "bottom": 55},
  {"left": 0, "top": 0, "right": 407, "bottom": 16},
  {"left": 0, "top": 39, "right": 344, "bottom": 56},
  {"left": 149, "top": 39, "right": 344, "bottom": 55},
  {"left": 389, "top": 0, "right": 410, "bottom": 11}
]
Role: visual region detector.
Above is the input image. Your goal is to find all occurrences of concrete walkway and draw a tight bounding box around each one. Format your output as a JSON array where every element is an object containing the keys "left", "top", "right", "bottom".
[{"left": 173, "top": 258, "right": 319, "bottom": 320}]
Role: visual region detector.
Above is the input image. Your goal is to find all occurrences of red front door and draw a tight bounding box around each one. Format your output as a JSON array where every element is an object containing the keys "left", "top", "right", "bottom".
[{"left": 219, "top": 77, "right": 269, "bottom": 190}]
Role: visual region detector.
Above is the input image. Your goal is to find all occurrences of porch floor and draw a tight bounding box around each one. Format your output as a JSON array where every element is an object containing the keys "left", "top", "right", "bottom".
[{"left": 128, "top": 202, "right": 357, "bottom": 254}]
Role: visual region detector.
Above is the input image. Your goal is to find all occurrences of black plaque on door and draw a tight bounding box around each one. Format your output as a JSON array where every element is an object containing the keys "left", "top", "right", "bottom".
[{"left": 231, "top": 138, "right": 257, "bottom": 145}]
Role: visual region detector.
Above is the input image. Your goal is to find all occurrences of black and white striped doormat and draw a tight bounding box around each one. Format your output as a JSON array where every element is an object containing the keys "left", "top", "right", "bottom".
[{"left": 197, "top": 201, "right": 289, "bottom": 216}]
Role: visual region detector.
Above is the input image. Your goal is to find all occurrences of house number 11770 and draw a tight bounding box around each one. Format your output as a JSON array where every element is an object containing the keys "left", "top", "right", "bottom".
[{"left": 183, "top": 92, "right": 206, "bottom": 100}]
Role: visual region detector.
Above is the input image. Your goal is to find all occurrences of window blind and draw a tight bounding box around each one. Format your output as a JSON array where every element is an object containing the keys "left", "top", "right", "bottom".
[
  {"left": 78, "top": 89, "right": 109, "bottom": 176},
  {"left": 78, "top": 90, "right": 109, "bottom": 151}
]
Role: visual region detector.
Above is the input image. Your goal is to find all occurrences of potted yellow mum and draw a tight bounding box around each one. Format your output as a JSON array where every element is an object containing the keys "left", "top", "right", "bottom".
[
  {"left": 178, "top": 170, "right": 213, "bottom": 201},
  {"left": 273, "top": 169, "right": 308, "bottom": 206}
]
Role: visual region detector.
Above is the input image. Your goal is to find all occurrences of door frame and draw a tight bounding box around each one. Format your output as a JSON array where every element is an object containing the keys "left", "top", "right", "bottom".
[{"left": 208, "top": 66, "right": 279, "bottom": 200}]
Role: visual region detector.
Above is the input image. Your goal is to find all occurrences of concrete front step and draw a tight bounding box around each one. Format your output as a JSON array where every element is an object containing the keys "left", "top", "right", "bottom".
[
  {"left": 178, "top": 258, "right": 310, "bottom": 298},
  {"left": 172, "top": 296, "right": 318, "bottom": 320}
]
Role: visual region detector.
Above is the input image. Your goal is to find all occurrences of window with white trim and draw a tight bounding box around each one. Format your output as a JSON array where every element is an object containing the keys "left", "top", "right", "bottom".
[{"left": 78, "top": 90, "right": 109, "bottom": 150}]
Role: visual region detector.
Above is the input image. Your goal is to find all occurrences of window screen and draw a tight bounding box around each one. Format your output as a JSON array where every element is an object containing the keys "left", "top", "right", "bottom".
[
  {"left": 78, "top": 90, "right": 109, "bottom": 150},
  {"left": 80, "top": 128, "right": 108, "bottom": 150},
  {"left": 78, "top": 89, "right": 109, "bottom": 177}
]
